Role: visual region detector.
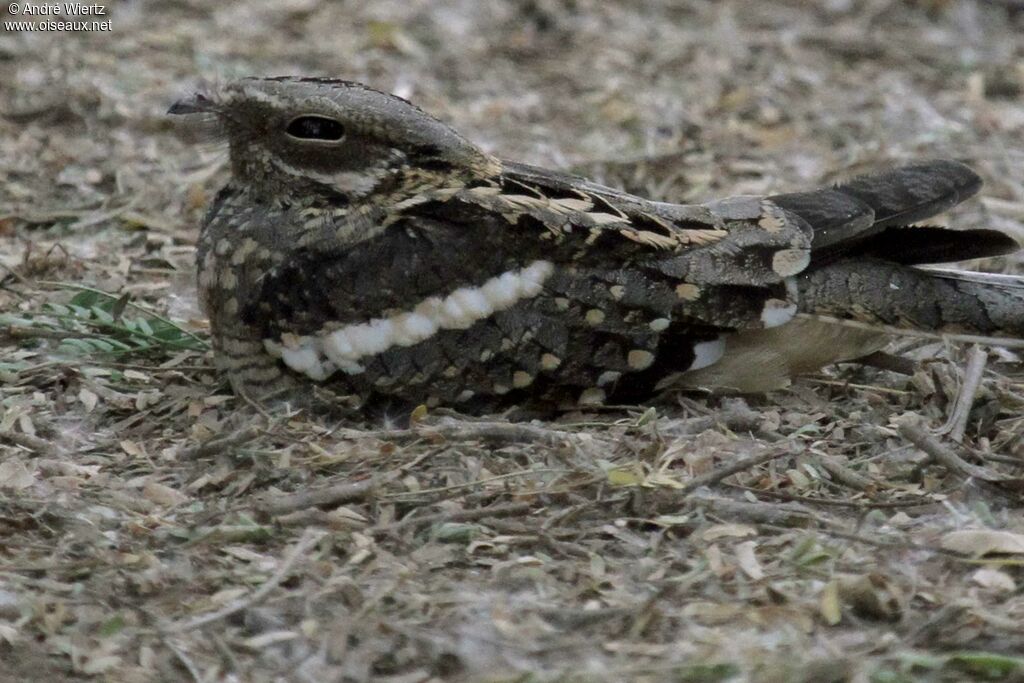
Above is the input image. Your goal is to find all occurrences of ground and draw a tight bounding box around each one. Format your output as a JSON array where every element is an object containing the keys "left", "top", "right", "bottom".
[{"left": 2, "top": 1, "right": 1024, "bottom": 681}]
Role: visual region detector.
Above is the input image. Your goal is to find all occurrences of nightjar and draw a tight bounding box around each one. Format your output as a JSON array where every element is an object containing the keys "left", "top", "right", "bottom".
[{"left": 170, "top": 77, "right": 1024, "bottom": 412}]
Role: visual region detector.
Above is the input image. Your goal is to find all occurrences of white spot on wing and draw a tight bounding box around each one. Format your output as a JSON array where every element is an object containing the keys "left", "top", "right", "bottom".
[
  {"left": 688, "top": 337, "right": 726, "bottom": 371},
  {"left": 346, "top": 320, "right": 394, "bottom": 356},
  {"left": 280, "top": 346, "right": 318, "bottom": 374},
  {"left": 482, "top": 273, "right": 521, "bottom": 309},
  {"left": 267, "top": 260, "right": 556, "bottom": 381},
  {"left": 322, "top": 330, "right": 354, "bottom": 359},
  {"left": 303, "top": 360, "right": 332, "bottom": 381},
  {"left": 771, "top": 249, "right": 810, "bottom": 277},
  {"left": 627, "top": 349, "right": 656, "bottom": 371},
  {"left": 518, "top": 261, "right": 553, "bottom": 296},
  {"left": 393, "top": 313, "right": 438, "bottom": 346},
  {"left": 540, "top": 353, "right": 561, "bottom": 370},
  {"left": 439, "top": 292, "right": 473, "bottom": 329},
  {"left": 512, "top": 371, "right": 534, "bottom": 388},
  {"left": 761, "top": 298, "right": 798, "bottom": 329}
]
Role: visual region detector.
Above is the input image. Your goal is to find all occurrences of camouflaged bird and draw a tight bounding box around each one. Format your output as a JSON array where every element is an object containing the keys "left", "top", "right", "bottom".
[{"left": 170, "top": 77, "right": 1024, "bottom": 412}]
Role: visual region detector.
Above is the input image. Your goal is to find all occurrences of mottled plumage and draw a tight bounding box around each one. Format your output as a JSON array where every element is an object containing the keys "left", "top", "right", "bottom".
[{"left": 170, "top": 77, "right": 1024, "bottom": 411}]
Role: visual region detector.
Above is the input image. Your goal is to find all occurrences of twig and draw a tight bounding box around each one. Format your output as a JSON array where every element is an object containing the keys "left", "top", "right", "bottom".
[
  {"left": 164, "top": 529, "right": 325, "bottom": 633},
  {"left": 180, "top": 426, "right": 262, "bottom": 459},
  {"left": 690, "top": 495, "right": 815, "bottom": 527},
  {"left": 163, "top": 638, "right": 203, "bottom": 683},
  {"left": 0, "top": 260, "right": 31, "bottom": 286},
  {"left": 669, "top": 408, "right": 766, "bottom": 437},
  {"left": 539, "top": 587, "right": 668, "bottom": 629},
  {"left": 1, "top": 326, "right": 110, "bottom": 342},
  {"left": 677, "top": 447, "right": 792, "bottom": 496},
  {"left": 726, "top": 484, "right": 941, "bottom": 509},
  {"left": 0, "top": 430, "right": 56, "bottom": 457},
  {"left": 803, "top": 378, "right": 913, "bottom": 396},
  {"left": 333, "top": 420, "right": 577, "bottom": 447},
  {"left": 348, "top": 404, "right": 767, "bottom": 447},
  {"left": 940, "top": 345, "right": 988, "bottom": 441},
  {"left": 979, "top": 452, "right": 1024, "bottom": 466},
  {"left": 371, "top": 501, "right": 532, "bottom": 534},
  {"left": 255, "top": 478, "right": 378, "bottom": 516},
  {"left": 854, "top": 350, "right": 916, "bottom": 376},
  {"left": 381, "top": 468, "right": 573, "bottom": 499},
  {"left": 897, "top": 421, "right": 1001, "bottom": 483},
  {"left": 765, "top": 523, "right": 963, "bottom": 559},
  {"left": 237, "top": 385, "right": 272, "bottom": 420},
  {"left": 818, "top": 456, "right": 877, "bottom": 492},
  {"left": 210, "top": 633, "right": 242, "bottom": 674}
]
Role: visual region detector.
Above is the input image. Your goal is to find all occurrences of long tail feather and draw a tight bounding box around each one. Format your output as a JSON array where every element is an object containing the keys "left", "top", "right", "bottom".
[
  {"left": 770, "top": 159, "right": 983, "bottom": 262},
  {"left": 843, "top": 226, "right": 1019, "bottom": 265},
  {"left": 797, "top": 259, "right": 1024, "bottom": 344},
  {"left": 828, "top": 159, "right": 982, "bottom": 229},
  {"left": 777, "top": 160, "right": 1022, "bottom": 343}
]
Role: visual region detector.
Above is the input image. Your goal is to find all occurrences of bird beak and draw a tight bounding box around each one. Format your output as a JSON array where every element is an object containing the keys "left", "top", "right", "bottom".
[{"left": 168, "top": 93, "right": 217, "bottom": 115}]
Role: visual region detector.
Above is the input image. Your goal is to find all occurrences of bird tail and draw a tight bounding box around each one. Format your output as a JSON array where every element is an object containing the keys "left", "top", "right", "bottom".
[
  {"left": 769, "top": 159, "right": 1017, "bottom": 263},
  {"left": 763, "top": 159, "right": 1024, "bottom": 345},
  {"left": 795, "top": 261, "right": 1024, "bottom": 347}
]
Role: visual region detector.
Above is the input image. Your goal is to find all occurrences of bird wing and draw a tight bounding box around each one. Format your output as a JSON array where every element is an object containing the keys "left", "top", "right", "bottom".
[
  {"left": 236, "top": 159, "right": 817, "bottom": 404},
  {"left": 680, "top": 160, "right": 1024, "bottom": 392},
  {"left": 239, "top": 158, "right": 1019, "bottom": 404},
  {"left": 247, "top": 158, "right": 817, "bottom": 337}
]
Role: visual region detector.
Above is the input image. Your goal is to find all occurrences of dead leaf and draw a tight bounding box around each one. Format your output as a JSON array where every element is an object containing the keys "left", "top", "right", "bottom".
[
  {"left": 820, "top": 580, "right": 842, "bottom": 625},
  {"left": 941, "top": 530, "right": 1024, "bottom": 557},
  {"left": 837, "top": 574, "right": 902, "bottom": 621},
  {"left": 17, "top": 414, "right": 35, "bottom": 437},
  {"left": 409, "top": 404, "right": 428, "bottom": 425},
  {"left": 735, "top": 540, "right": 764, "bottom": 580},
  {"left": 681, "top": 601, "right": 744, "bottom": 625},
  {"left": 971, "top": 567, "right": 1016, "bottom": 592},
  {"left": 644, "top": 472, "right": 685, "bottom": 489},
  {"left": 0, "top": 460, "right": 35, "bottom": 490},
  {"left": 701, "top": 523, "right": 757, "bottom": 541},
  {"left": 607, "top": 466, "right": 643, "bottom": 487},
  {"left": 652, "top": 514, "right": 691, "bottom": 527},
  {"left": 143, "top": 481, "right": 189, "bottom": 507},
  {"left": 786, "top": 468, "right": 811, "bottom": 488},
  {"left": 79, "top": 387, "right": 99, "bottom": 412},
  {"left": 0, "top": 623, "right": 19, "bottom": 645},
  {"left": 120, "top": 440, "right": 143, "bottom": 457},
  {"left": 81, "top": 655, "right": 123, "bottom": 676},
  {"left": 704, "top": 544, "right": 725, "bottom": 576}
]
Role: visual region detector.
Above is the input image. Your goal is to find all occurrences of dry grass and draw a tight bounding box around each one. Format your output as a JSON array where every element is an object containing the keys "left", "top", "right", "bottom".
[{"left": 2, "top": 1, "right": 1024, "bottom": 681}]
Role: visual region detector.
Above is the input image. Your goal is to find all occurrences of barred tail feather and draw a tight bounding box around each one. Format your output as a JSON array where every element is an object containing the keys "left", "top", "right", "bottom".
[
  {"left": 771, "top": 159, "right": 990, "bottom": 264},
  {"left": 796, "top": 260, "right": 1024, "bottom": 347}
]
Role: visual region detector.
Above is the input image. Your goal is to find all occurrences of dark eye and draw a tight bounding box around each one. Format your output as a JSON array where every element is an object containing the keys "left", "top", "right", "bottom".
[{"left": 285, "top": 115, "right": 345, "bottom": 141}]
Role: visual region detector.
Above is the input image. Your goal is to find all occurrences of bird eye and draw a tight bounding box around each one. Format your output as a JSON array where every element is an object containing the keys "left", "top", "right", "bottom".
[{"left": 285, "top": 115, "right": 345, "bottom": 141}]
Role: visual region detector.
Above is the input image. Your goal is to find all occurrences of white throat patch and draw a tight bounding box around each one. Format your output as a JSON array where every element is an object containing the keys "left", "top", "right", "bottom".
[{"left": 265, "top": 260, "right": 556, "bottom": 381}]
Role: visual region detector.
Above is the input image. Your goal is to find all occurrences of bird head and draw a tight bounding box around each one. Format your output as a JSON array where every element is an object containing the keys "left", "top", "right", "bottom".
[{"left": 169, "top": 77, "right": 499, "bottom": 202}]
